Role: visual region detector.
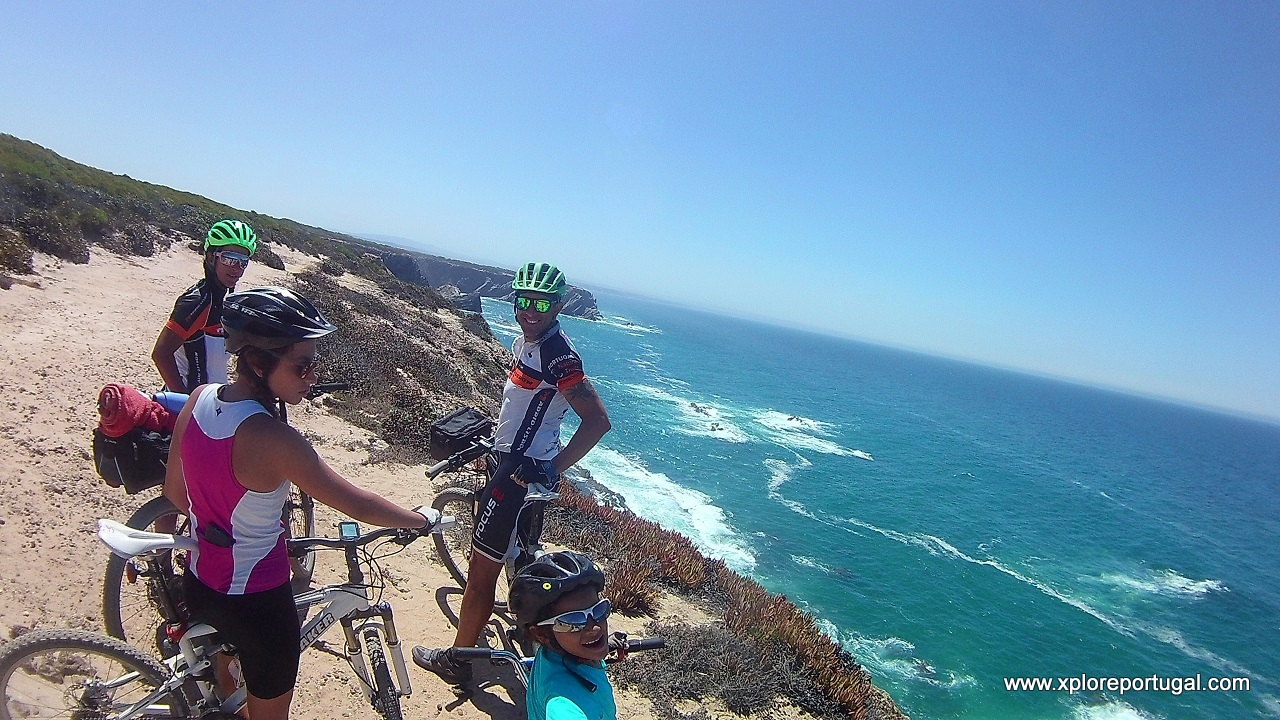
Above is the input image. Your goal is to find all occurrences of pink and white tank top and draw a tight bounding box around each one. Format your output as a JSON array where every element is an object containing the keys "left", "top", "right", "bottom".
[{"left": 182, "top": 385, "right": 290, "bottom": 594}]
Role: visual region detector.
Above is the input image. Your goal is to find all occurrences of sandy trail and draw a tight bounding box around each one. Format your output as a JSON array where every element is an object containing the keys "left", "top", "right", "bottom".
[{"left": 0, "top": 247, "right": 673, "bottom": 720}]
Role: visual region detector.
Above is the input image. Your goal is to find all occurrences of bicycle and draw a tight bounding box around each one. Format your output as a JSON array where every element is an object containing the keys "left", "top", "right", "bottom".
[
  {"left": 101, "top": 382, "right": 348, "bottom": 649},
  {"left": 453, "top": 636, "right": 666, "bottom": 689},
  {"left": 0, "top": 512, "right": 451, "bottom": 720},
  {"left": 425, "top": 437, "right": 560, "bottom": 612}
]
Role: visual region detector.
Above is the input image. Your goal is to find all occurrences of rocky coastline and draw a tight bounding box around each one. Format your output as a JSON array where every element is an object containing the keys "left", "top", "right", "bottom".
[
  {"left": 382, "top": 250, "right": 602, "bottom": 318},
  {"left": 0, "top": 132, "right": 907, "bottom": 720}
]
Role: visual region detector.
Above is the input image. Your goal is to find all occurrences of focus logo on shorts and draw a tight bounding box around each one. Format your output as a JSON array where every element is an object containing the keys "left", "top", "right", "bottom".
[{"left": 475, "top": 497, "right": 499, "bottom": 537}]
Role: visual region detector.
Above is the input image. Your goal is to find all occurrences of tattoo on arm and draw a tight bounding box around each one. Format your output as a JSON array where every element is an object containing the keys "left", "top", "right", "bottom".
[{"left": 565, "top": 378, "right": 599, "bottom": 402}]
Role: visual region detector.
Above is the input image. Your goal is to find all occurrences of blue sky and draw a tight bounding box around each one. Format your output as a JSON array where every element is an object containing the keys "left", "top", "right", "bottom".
[{"left": 2, "top": 2, "right": 1277, "bottom": 420}]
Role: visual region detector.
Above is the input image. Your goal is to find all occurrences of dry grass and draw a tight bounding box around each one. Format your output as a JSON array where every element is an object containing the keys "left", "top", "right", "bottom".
[{"left": 545, "top": 483, "right": 902, "bottom": 720}]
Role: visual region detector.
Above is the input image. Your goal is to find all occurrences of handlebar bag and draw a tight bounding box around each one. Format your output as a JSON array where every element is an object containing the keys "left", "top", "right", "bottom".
[
  {"left": 429, "top": 407, "right": 493, "bottom": 461},
  {"left": 92, "top": 427, "right": 171, "bottom": 494}
]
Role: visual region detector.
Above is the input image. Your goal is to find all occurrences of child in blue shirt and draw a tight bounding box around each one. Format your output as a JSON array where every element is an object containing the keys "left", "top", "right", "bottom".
[{"left": 509, "top": 552, "right": 622, "bottom": 720}]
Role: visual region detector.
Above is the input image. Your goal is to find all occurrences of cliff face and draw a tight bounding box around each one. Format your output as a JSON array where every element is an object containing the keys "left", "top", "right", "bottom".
[{"left": 382, "top": 251, "right": 602, "bottom": 320}]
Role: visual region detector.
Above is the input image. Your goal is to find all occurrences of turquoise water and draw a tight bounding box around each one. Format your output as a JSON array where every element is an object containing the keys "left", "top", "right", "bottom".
[{"left": 481, "top": 294, "right": 1280, "bottom": 720}]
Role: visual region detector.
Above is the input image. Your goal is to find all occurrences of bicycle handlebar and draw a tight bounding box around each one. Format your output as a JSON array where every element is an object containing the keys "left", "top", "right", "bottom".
[
  {"left": 451, "top": 636, "right": 665, "bottom": 662},
  {"left": 425, "top": 438, "right": 495, "bottom": 479},
  {"left": 285, "top": 514, "right": 450, "bottom": 556},
  {"left": 311, "top": 381, "right": 352, "bottom": 395}
]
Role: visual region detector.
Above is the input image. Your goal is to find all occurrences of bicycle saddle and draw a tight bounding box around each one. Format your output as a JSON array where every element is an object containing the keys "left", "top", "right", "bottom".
[{"left": 98, "top": 518, "right": 198, "bottom": 559}]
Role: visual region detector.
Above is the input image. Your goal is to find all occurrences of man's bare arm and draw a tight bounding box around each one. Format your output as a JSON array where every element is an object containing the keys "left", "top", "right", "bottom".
[{"left": 554, "top": 378, "right": 611, "bottom": 472}]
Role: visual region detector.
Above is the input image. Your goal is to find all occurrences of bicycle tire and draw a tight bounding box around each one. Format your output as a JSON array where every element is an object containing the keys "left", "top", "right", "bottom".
[
  {"left": 0, "top": 627, "right": 191, "bottom": 720},
  {"left": 432, "top": 485, "right": 521, "bottom": 611},
  {"left": 363, "top": 629, "right": 403, "bottom": 720},
  {"left": 102, "top": 495, "right": 188, "bottom": 651},
  {"left": 285, "top": 487, "right": 317, "bottom": 583}
]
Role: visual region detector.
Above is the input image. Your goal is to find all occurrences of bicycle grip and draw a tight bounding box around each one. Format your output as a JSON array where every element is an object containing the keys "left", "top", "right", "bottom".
[
  {"left": 312, "top": 382, "right": 351, "bottom": 394},
  {"left": 626, "top": 637, "right": 666, "bottom": 652},
  {"left": 426, "top": 458, "right": 451, "bottom": 478},
  {"left": 451, "top": 648, "right": 496, "bottom": 661}
]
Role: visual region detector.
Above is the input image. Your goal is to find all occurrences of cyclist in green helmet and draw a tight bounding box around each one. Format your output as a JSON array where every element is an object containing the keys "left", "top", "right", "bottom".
[
  {"left": 151, "top": 219, "right": 258, "bottom": 393},
  {"left": 414, "top": 262, "right": 612, "bottom": 687}
]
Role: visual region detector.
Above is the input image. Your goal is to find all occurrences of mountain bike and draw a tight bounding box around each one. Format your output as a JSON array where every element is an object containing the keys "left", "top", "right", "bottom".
[
  {"left": 101, "top": 382, "right": 347, "bottom": 649},
  {"left": 426, "top": 438, "right": 559, "bottom": 612},
  {"left": 0, "top": 513, "right": 451, "bottom": 720}
]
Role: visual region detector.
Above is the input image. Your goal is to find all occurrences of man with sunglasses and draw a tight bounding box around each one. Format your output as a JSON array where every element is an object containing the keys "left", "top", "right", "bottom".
[
  {"left": 151, "top": 219, "right": 257, "bottom": 393},
  {"left": 414, "top": 261, "right": 612, "bottom": 686}
]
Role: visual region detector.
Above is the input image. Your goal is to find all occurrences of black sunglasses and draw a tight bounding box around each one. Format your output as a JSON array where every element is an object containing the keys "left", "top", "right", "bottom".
[{"left": 269, "top": 350, "right": 322, "bottom": 379}]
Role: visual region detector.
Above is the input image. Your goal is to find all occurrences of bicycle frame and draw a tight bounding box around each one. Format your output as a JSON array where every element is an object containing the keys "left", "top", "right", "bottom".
[
  {"left": 168, "top": 584, "right": 412, "bottom": 716},
  {"left": 96, "top": 516, "right": 447, "bottom": 719}
]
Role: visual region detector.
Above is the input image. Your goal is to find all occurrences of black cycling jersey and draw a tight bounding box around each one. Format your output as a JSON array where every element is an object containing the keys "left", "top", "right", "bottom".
[{"left": 164, "top": 277, "right": 229, "bottom": 390}]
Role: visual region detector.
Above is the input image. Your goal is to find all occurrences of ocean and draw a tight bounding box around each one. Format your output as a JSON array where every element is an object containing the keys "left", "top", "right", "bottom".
[{"left": 480, "top": 292, "right": 1280, "bottom": 720}]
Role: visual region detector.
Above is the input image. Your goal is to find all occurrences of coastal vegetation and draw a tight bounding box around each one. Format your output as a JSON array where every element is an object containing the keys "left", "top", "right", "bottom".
[{"left": 0, "top": 133, "right": 905, "bottom": 719}]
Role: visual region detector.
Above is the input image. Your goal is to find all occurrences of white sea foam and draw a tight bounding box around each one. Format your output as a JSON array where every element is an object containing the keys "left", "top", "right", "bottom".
[
  {"left": 1071, "top": 700, "right": 1160, "bottom": 720},
  {"left": 598, "top": 314, "right": 661, "bottom": 334},
  {"left": 487, "top": 318, "right": 521, "bottom": 338},
  {"left": 624, "top": 383, "right": 752, "bottom": 443},
  {"left": 754, "top": 410, "right": 836, "bottom": 435},
  {"left": 765, "top": 457, "right": 816, "bottom": 518},
  {"left": 791, "top": 555, "right": 832, "bottom": 573},
  {"left": 833, "top": 628, "right": 973, "bottom": 689},
  {"left": 844, "top": 517, "right": 1133, "bottom": 636},
  {"left": 1099, "top": 569, "right": 1227, "bottom": 599},
  {"left": 752, "top": 410, "right": 853, "bottom": 455},
  {"left": 851, "top": 449, "right": 874, "bottom": 461},
  {"left": 578, "top": 445, "right": 756, "bottom": 571},
  {"left": 1132, "top": 620, "right": 1259, "bottom": 682}
]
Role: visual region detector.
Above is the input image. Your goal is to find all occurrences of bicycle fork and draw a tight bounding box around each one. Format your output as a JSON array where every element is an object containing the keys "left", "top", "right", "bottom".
[{"left": 340, "top": 602, "right": 412, "bottom": 699}]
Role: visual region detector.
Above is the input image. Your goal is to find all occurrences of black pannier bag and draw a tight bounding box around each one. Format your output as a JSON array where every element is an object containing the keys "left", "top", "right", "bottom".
[
  {"left": 429, "top": 407, "right": 493, "bottom": 461},
  {"left": 93, "top": 427, "right": 170, "bottom": 494}
]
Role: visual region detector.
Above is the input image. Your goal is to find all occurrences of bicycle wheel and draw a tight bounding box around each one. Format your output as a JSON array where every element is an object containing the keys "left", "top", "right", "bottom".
[
  {"left": 363, "top": 629, "right": 403, "bottom": 720},
  {"left": 431, "top": 487, "right": 476, "bottom": 589},
  {"left": 431, "top": 486, "right": 510, "bottom": 610},
  {"left": 285, "top": 487, "right": 316, "bottom": 583},
  {"left": 0, "top": 627, "right": 190, "bottom": 720},
  {"left": 102, "top": 495, "right": 189, "bottom": 651}
]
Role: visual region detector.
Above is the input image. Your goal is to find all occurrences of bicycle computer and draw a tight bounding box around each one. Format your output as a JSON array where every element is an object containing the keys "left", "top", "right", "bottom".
[{"left": 339, "top": 521, "right": 360, "bottom": 541}]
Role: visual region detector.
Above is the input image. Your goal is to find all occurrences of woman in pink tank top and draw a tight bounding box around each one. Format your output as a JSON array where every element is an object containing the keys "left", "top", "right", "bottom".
[{"left": 163, "top": 287, "right": 431, "bottom": 720}]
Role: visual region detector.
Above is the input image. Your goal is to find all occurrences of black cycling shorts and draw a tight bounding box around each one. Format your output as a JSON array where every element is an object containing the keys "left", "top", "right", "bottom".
[
  {"left": 472, "top": 451, "right": 559, "bottom": 564},
  {"left": 183, "top": 572, "right": 301, "bottom": 700}
]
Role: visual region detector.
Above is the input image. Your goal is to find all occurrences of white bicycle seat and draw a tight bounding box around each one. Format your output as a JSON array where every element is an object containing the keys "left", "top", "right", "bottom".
[{"left": 98, "top": 518, "right": 198, "bottom": 559}]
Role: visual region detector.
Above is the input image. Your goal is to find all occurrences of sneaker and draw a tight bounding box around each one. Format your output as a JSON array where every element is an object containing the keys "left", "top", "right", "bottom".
[{"left": 412, "top": 646, "right": 472, "bottom": 685}]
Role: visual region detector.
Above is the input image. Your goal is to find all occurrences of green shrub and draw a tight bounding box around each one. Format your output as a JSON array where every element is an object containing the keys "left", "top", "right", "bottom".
[
  {"left": 16, "top": 210, "right": 89, "bottom": 263},
  {"left": 0, "top": 226, "right": 33, "bottom": 273}
]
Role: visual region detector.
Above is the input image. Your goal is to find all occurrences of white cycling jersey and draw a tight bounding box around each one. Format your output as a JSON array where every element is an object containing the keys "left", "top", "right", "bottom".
[{"left": 493, "top": 323, "right": 585, "bottom": 460}]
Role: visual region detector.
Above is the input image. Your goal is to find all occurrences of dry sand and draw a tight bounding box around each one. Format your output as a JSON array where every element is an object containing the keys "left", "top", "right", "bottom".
[{"left": 0, "top": 246, "right": 704, "bottom": 720}]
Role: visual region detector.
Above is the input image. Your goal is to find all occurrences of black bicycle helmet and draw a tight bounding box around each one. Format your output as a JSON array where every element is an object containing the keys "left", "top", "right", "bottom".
[
  {"left": 222, "top": 286, "right": 337, "bottom": 352},
  {"left": 508, "top": 551, "right": 606, "bottom": 627}
]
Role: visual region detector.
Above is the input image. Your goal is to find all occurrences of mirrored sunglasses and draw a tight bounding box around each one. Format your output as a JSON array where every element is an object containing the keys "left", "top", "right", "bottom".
[
  {"left": 515, "top": 295, "right": 555, "bottom": 313},
  {"left": 215, "top": 251, "right": 251, "bottom": 269},
  {"left": 536, "top": 598, "right": 611, "bottom": 633}
]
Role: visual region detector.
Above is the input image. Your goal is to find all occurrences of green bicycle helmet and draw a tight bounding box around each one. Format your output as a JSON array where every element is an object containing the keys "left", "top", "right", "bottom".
[
  {"left": 512, "top": 261, "right": 567, "bottom": 298},
  {"left": 205, "top": 219, "right": 258, "bottom": 255}
]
